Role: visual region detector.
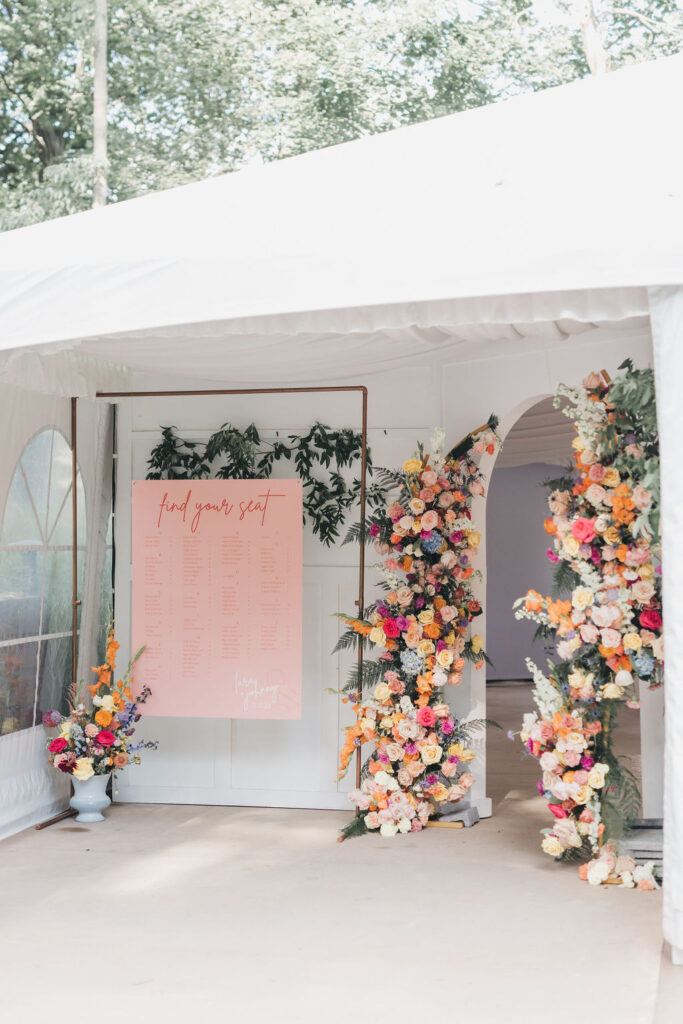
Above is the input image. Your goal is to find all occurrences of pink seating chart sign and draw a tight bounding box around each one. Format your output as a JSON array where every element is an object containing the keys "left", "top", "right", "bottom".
[{"left": 131, "top": 479, "right": 303, "bottom": 719}]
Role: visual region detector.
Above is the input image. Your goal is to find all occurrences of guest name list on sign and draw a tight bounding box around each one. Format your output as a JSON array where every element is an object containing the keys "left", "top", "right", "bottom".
[{"left": 131, "top": 479, "right": 303, "bottom": 719}]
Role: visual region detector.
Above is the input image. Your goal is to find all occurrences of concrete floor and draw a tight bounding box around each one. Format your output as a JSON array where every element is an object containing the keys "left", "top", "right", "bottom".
[{"left": 2, "top": 681, "right": 681, "bottom": 1023}]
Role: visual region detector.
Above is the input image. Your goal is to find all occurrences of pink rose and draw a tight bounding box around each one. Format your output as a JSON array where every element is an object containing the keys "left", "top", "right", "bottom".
[
  {"left": 365, "top": 812, "right": 380, "bottom": 829},
  {"left": 563, "top": 751, "right": 581, "bottom": 767},
  {"left": 571, "top": 517, "right": 596, "bottom": 544},
  {"left": 600, "top": 628, "right": 622, "bottom": 649},
  {"left": 439, "top": 605, "right": 456, "bottom": 623},
  {"left": 96, "top": 729, "right": 116, "bottom": 746},
  {"left": 85, "top": 723, "right": 99, "bottom": 738},
  {"left": 549, "top": 803, "right": 568, "bottom": 819},
  {"left": 416, "top": 706, "right": 436, "bottom": 728},
  {"left": 48, "top": 737, "right": 68, "bottom": 754},
  {"left": 421, "top": 511, "right": 439, "bottom": 532},
  {"left": 631, "top": 580, "right": 655, "bottom": 604},
  {"left": 441, "top": 761, "right": 457, "bottom": 778},
  {"left": 591, "top": 603, "right": 620, "bottom": 628},
  {"left": 588, "top": 463, "right": 606, "bottom": 483},
  {"left": 585, "top": 484, "right": 606, "bottom": 506},
  {"left": 438, "top": 491, "right": 455, "bottom": 508},
  {"left": 421, "top": 471, "right": 438, "bottom": 487},
  {"left": 579, "top": 808, "right": 594, "bottom": 823},
  {"left": 459, "top": 773, "right": 474, "bottom": 790},
  {"left": 625, "top": 546, "right": 650, "bottom": 566},
  {"left": 539, "top": 722, "right": 555, "bottom": 743},
  {"left": 388, "top": 678, "right": 405, "bottom": 695},
  {"left": 632, "top": 484, "right": 651, "bottom": 510},
  {"left": 469, "top": 479, "right": 485, "bottom": 496},
  {"left": 420, "top": 488, "right": 435, "bottom": 504},
  {"left": 580, "top": 623, "right": 599, "bottom": 644}
]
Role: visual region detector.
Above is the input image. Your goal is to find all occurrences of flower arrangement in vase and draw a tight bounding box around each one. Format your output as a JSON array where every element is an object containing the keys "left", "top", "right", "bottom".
[{"left": 43, "top": 627, "right": 157, "bottom": 822}]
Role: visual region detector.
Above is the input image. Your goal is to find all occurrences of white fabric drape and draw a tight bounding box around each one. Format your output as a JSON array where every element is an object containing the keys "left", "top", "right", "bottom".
[
  {"left": 0, "top": 385, "right": 112, "bottom": 839},
  {"left": 0, "top": 381, "right": 72, "bottom": 838},
  {"left": 76, "top": 399, "right": 113, "bottom": 680},
  {"left": 649, "top": 284, "right": 683, "bottom": 961}
]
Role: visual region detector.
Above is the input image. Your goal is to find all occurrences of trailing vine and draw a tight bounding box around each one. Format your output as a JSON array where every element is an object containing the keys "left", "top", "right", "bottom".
[{"left": 146, "top": 421, "right": 388, "bottom": 546}]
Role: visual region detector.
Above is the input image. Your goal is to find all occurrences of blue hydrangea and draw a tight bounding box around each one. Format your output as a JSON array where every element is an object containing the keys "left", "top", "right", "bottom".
[
  {"left": 632, "top": 650, "right": 655, "bottom": 677},
  {"left": 421, "top": 531, "right": 443, "bottom": 554},
  {"left": 400, "top": 649, "right": 422, "bottom": 677}
]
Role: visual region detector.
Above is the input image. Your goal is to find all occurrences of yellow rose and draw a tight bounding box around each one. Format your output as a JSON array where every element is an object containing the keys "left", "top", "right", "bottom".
[
  {"left": 602, "top": 682, "right": 624, "bottom": 699},
  {"left": 563, "top": 535, "right": 580, "bottom": 556},
  {"left": 572, "top": 586, "right": 593, "bottom": 610},
  {"left": 374, "top": 683, "right": 392, "bottom": 704},
  {"left": 430, "top": 783, "right": 449, "bottom": 802},
  {"left": 420, "top": 743, "right": 443, "bottom": 765},
  {"left": 639, "top": 564, "right": 654, "bottom": 579},
  {"left": 59, "top": 722, "right": 72, "bottom": 740},
  {"left": 571, "top": 437, "right": 585, "bottom": 452},
  {"left": 623, "top": 632, "right": 642, "bottom": 652},
  {"left": 417, "top": 639, "right": 435, "bottom": 656},
  {"left": 603, "top": 527, "right": 620, "bottom": 545},
  {"left": 359, "top": 717, "right": 377, "bottom": 733},
  {"left": 417, "top": 609, "right": 434, "bottom": 625},
  {"left": 436, "top": 649, "right": 454, "bottom": 668},
  {"left": 369, "top": 627, "right": 385, "bottom": 646},
  {"left": 73, "top": 757, "right": 95, "bottom": 782},
  {"left": 587, "top": 764, "right": 609, "bottom": 788},
  {"left": 380, "top": 716, "right": 394, "bottom": 730},
  {"left": 466, "top": 531, "right": 481, "bottom": 548},
  {"left": 470, "top": 634, "right": 483, "bottom": 654},
  {"left": 574, "top": 785, "right": 592, "bottom": 805},
  {"left": 403, "top": 458, "right": 422, "bottom": 474},
  {"left": 447, "top": 743, "right": 475, "bottom": 762},
  {"left": 542, "top": 834, "right": 563, "bottom": 857},
  {"left": 603, "top": 468, "right": 621, "bottom": 487}
]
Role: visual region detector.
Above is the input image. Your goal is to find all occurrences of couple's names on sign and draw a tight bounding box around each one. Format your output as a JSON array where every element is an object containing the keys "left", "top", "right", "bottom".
[{"left": 132, "top": 479, "right": 303, "bottom": 720}]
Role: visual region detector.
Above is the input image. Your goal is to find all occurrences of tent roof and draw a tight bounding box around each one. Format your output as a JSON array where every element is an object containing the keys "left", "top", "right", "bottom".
[{"left": 0, "top": 54, "right": 681, "bottom": 386}]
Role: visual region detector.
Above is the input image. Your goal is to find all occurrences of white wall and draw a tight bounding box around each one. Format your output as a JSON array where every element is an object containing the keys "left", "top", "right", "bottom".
[
  {"left": 113, "top": 367, "right": 462, "bottom": 812},
  {"left": 113, "top": 318, "right": 664, "bottom": 819},
  {"left": 486, "top": 463, "right": 564, "bottom": 680}
]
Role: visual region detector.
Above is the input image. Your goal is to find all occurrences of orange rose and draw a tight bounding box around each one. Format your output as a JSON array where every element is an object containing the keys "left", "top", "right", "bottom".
[{"left": 544, "top": 517, "right": 558, "bottom": 536}]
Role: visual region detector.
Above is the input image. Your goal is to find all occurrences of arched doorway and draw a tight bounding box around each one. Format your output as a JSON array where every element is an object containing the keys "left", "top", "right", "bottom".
[{"left": 482, "top": 397, "right": 648, "bottom": 824}]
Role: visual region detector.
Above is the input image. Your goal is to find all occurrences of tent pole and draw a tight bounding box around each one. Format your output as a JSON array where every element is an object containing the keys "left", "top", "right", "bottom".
[{"left": 71, "top": 397, "right": 79, "bottom": 682}]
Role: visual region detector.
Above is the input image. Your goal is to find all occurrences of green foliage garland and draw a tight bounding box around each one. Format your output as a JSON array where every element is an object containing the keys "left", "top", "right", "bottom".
[{"left": 146, "top": 421, "right": 387, "bottom": 546}]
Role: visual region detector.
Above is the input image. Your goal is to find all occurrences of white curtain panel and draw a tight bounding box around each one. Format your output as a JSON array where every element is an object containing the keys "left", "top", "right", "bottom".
[
  {"left": 649, "top": 284, "right": 683, "bottom": 961},
  {"left": 0, "top": 384, "right": 112, "bottom": 839}
]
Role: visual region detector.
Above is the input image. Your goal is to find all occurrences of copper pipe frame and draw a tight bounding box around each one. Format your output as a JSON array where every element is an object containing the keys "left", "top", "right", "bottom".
[{"left": 97, "top": 385, "right": 368, "bottom": 791}]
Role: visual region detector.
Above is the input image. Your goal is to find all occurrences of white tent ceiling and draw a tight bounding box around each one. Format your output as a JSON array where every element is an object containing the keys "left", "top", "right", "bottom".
[{"left": 0, "top": 55, "right": 680, "bottom": 388}]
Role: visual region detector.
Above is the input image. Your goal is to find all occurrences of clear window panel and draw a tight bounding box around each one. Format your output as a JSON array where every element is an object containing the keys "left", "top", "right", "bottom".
[
  {"left": 19, "top": 430, "right": 55, "bottom": 538},
  {"left": 37, "top": 635, "right": 73, "bottom": 720},
  {"left": 1, "top": 469, "right": 41, "bottom": 546},
  {"left": 0, "top": 548, "right": 42, "bottom": 641},
  {"left": 42, "top": 549, "right": 74, "bottom": 635},
  {"left": 0, "top": 640, "right": 38, "bottom": 735}
]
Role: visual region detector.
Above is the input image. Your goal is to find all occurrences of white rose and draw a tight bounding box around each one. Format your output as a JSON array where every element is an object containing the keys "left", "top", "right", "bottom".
[
  {"left": 587, "top": 861, "right": 610, "bottom": 885},
  {"left": 380, "top": 822, "right": 399, "bottom": 837},
  {"left": 397, "top": 817, "right": 411, "bottom": 834}
]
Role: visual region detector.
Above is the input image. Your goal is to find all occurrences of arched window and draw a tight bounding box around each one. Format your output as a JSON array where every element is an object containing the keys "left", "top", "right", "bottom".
[{"left": 0, "top": 429, "right": 85, "bottom": 736}]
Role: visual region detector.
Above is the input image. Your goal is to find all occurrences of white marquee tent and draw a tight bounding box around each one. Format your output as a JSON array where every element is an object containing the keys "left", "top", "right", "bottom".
[{"left": 0, "top": 53, "right": 681, "bottom": 958}]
